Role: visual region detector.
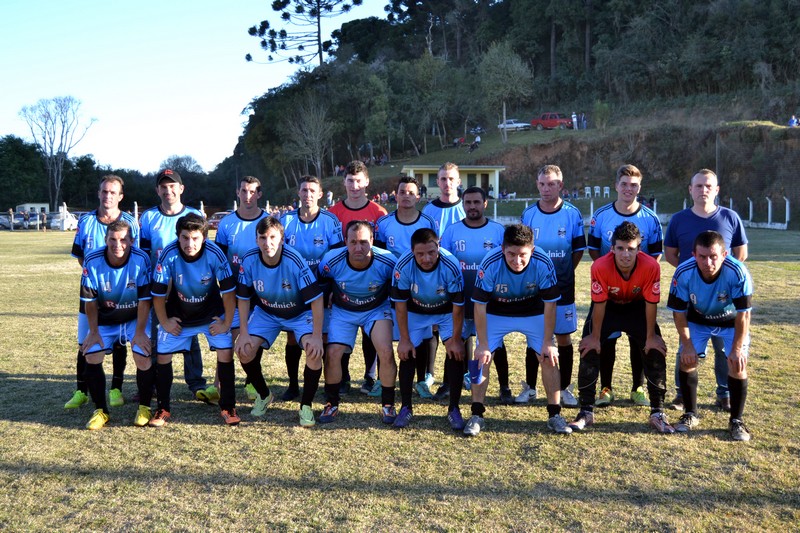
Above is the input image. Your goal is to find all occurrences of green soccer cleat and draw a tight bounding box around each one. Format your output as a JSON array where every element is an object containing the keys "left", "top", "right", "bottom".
[
  {"left": 65, "top": 390, "right": 89, "bottom": 409},
  {"left": 109, "top": 388, "right": 124, "bottom": 408},
  {"left": 134, "top": 405, "right": 152, "bottom": 427},
  {"left": 630, "top": 386, "right": 649, "bottom": 406},
  {"left": 595, "top": 387, "right": 615, "bottom": 407},
  {"left": 86, "top": 409, "right": 109, "bottom": 430},
  {"left": 251, "top": 391, "right": 274, "bottom": 417},
  {"left": 245, "top": 383, "right": 257, "bottom": 401},
  {"left": 299, "top": 405, "right": 316, "bottom": 427},
  {"left": 196, "top": 385, "right": 220, "bottom": 405}
]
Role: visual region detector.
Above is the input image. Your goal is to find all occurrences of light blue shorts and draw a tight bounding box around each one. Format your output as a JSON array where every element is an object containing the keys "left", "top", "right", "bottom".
[
  {"left": 393, "top": 310, "right": 458, "bottom": 346},
  {"left": 79, "top": 318, "right": 151, "bottom": 356},
  {"left": 678, "top": 322, "right": 750, "bottom": 359},
  {"left": 485, "top": 313, "right": 547, "bottom": 354},
  {"left": 328, "top": 303, "right": 393, "bottom": 350},
  {"left": 555, "top": 303, "right": 578, "bottom": 335},
  {"left": 156, "top": 321, "right": 233, "bottom": 354},
  {"left": 247, "top": 307, "right": 315, "bottom": 349}
]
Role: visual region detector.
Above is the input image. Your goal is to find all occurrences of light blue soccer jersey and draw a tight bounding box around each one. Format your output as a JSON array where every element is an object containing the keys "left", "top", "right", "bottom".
[
  {"left": 318, "top": 246, "right": 396, "bottom": 312},
  {"left": 139, "top": 205, "right": 203, "bottom": 265},
  {"left": 236, "top": 244, "right": 323, "bottom": 320},
  {"left": 472, "top": 247, "right": 561, "bottom": 317},
  {"left": 667, "top": 256, "right": 753, "bottom": 328},
  {"left": 80, "top": 247, "right": 151, "bottom": 326},
  {"left": 280, "top": 209, "right": 343, "bottom": 269},
  {"left": 215, "top": 210, "right": 268, "bottom": 267},
  {"left": 151, "top": 240, "right": 235, "bottom": 327},
  {"left": 440, "top": 219, "right": 505, "bottom": 319},
  {"left": 375, "top": 210, "right": 436, "bottom": 257},
  {"left": 390, "top": 247, "right": 464, "bottom": 315},
  {"left": 521, "top": 201, "right": 586, "bottom": 304},
  {"left": 588, "top": 203, "right": 662, "bottom": 256},
  {"left": 72, "top": 210, "right": 141, "bottom": 261},
  {"left": 422, "top": 198, "right": 466, "bottom": 237}
]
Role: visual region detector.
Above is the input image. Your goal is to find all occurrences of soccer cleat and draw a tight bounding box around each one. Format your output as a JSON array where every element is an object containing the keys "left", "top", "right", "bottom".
[
  {"left": 462, "top": 372, "right": 471, "bottom": 391},
  {"left": 630, "top": 386, "right": 649, "bottom": 407},
  {"left": 729, "top": 419, "right": 751, "bottom": 442},
  {"left": 86, "top": 409, "right": 109, "bottom": 430},
  {"left": 134, "top": 405, "right": 152, "bottom": 427},
  {"left": 245, "top": 383, "right": 257, "bottom": 401},
  {"left": 380, "top": 404, "right": 397, "bottom": 424},
  {"left": 280, "top": 386, "right": 300, "bottom": 402},
  {"left": 568, "top": 410, "right": 595, "bottom": 431},
  {"left": 251, "top": 391, "right": 274, "bottom": 417},
  {"left": 108, "top": 388, "right": 124, "bottom": 408},
  {"left": 392, "top": 406, "right": 413, "bottom": 428},
  {"left": 447, "top": 407, "right": 466, "bottom": 430},
  {"left": 675, "top": 412, "right": 700, "bottom": 433},
  {"left": 668, "top": 395, "right": 684, "bottom": 411},
  {"left": 716, "top": 396, "right": 732, "bottom": 413},
  {"left": 359, "top": 377, "right": 375, "bottom": 395},
  {"left": 499, "top": 387, "right": 514, "bottom": 405},
  {"left": 548, "top": 414, "right": 573, "bottom": 434},
  {"left": 463, "top": 415, "right": 484, "bottom": 437},
  {"left": 366, "top": 379, "right": 382, "bottom": 397},
  {"left": 432, "top": 383, "right": 450, "bottom": 401},
  {"left": 196, "top": 385, "right": 220, "bottom": 405},
  {"left": 64, "top": 390, "right": 89, "bottom": 409},
  {"left": 515, "top": 381, "right": 537, "bottom": 403},
  {"left": 148, "top": 408, "right": 171, "bottom": 427},
  {"left": 415, "top": 372, "right": 435, "bottom": 399},
  {"left": 561, "top": 384, "right": 578, "bottom": 407},
  {"left": 649, "top": 411, "right": 675, "bottom": 434},
  {"left": 595, "top": 387, "right": 615, "bottom": 407},
  {"left": 299, "top": 405, "right": 316, "bottom": 427},
  {"left": 221, "top": 408, "right": 241, "bottom": 426},
  {"left": 318, "top": 403, "right": 339, "bottom": 424}
]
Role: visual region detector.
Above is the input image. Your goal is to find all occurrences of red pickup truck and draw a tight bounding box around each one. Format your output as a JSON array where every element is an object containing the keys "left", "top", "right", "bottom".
[{"left": 530, "top": 113, "right": 573, "bottom": 130}]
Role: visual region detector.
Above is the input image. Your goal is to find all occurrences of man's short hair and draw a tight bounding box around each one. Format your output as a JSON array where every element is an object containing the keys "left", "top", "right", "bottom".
[
  {"left": 346, "top": 219, "right": 373, "bottom": 239},
  {"left": 462, "top": 186, "right": 487, "bottom": 201},
  {"left": 503, "top": 224, "right": 533, "bottom": 247},
  {"left": 346, "top": 160, "right": 368, "bottom": 179},
  {"left": 615, "top": 164, "right": 642, "bottom": 183},
  {"left": 439, "top": 162, "right": 459, "bottom": 173},
  {"left": 256, "top": 216, "right": 284, "bottom": 239},
  {"left": 693, "top": 230, "right": 726, "bottom": 252},
  {"left": 106, "top": 219, "right": 131, "bottom": 238},
  {"left": 396, "top": 176, "right": 419, "bottom": 193},
  {"left": 611, "top": 221, "right": 642, "bottom": 245},
  {"left": 240, "top": 175, "right": 262, "bottom": 192},
  {"left": 176, "top": 212, "right": 208, "bottom": 238},
  {"left": 538, "top": 165, "right": 563, "bottom": 181},
  {"left": 299, "top": 175, "right": 322, "bottom": 189},
  {"left": 411, "top": 228, "right": 439, "bottom": 249},
  {"left": 100, "top": 174, "right": 125, "bottom": 192},
  {"left": 692, "top": 168, "right": 718, "bottom": 184}
]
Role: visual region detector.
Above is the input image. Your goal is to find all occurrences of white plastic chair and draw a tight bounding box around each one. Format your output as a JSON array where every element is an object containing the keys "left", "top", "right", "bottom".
[
  {"left": 603, "top": 186, "right": 610, "bottom": 198},
  {"left": 584, "top": 186, "right": 591, "bottom": 198}
]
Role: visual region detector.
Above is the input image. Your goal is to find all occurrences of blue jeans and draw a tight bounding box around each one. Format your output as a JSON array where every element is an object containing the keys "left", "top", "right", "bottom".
[
  {"left": 150, "top": 310, "right": 207, "bottom": 393},
  {"left": 674, "top": 335, "right": 729, "bottom": 399}
]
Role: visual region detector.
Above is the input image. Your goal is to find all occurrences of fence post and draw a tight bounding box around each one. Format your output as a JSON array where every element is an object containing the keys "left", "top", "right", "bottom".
[
  {"left": 747, "top": 197, "right": 753, "bottom": 222},
  {"left": 785, "top": 197, "right": 791, "bottom": 224},
  {"left": 766, "top": 197, "right": 773, "bottom": 224}
]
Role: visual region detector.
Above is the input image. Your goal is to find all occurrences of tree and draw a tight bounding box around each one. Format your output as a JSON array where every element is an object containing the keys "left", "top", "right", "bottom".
[
  {"left": 247, "top": 0, "right": 364, "bottom": 66},
  {"left": 160, "top": 155, "right": 204, "bottom": 175},
  {"left": 278, "top": 93, "right": 335, "bottom": 179},
  {"left": 19, "top": 96, "right": 94, "bottom": 210},
  {"left": 0, "top": 135, "right": 47, "bottom": 209},
  {"left": 477, "top": 42, "right": 533, "bottom": 143}
]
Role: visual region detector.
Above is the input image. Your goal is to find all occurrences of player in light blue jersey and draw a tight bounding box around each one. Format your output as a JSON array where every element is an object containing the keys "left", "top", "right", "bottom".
[
  {"left": 587, "top": 164, "right": 663, "bottom": 408},
  {"left": 667, "top": 231, "right": 754, "bottom": 441},
  {"left": 439, "top": 186, "right": 507, "bottom": 405},
  {"left": 317, "top": 221, "right": 397, "bottom": 425},
  {"left": 391, "top": 228, "right": 465, "bottom": 428},
  {"left": 375, "top": 176, "right": 436, "bottom": 258},
  {"left": 79, "top": 220, "right": 151, "bottom": 430},
  {"left": 279, "top": 176, "right": 343, "bottom": 400},
  {"left": 520, "top": 165, "right": 586, "bottom": 407},
  {"left": 466, "top": 224, "right": 571, "bottom": 437},
  {"left": 65, "top": 174, "right": 140, "bottom": 411},
  {"left": 150, "top": 214, "right": 239, "bottom": 427},
  {"left": 235, "top": 217, "right": 325, "bottom": 427},
  {"left": 138, "top": 169, "right": 213, "bottom": 403}
]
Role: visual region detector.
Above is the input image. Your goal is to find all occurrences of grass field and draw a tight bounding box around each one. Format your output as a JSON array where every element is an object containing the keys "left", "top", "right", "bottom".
[{"left": 1, "top": 229, "right": 799, "bottom": 531}]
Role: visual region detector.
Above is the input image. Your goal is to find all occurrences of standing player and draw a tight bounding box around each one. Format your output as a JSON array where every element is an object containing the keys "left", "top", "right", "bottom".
[
  {"left": 79, "top": 220, "right": 151, "bottom": 429},
  {"left": 520, "top": 165, "right": 586, "bottom": 407},
  {"left": 571, "top": 222, "right": 672, "bottom": 434},
  {"left": 280, "top": 176, "right": 342, "bottom": 400},
  {"left": 66, "top": 175, "right": 140, "bottom": 410},
  {"left": 391, "top": 228, "right": 465, "bottom": 428},
  {"left": 317, "top": 221, "right": 397, "bottom": 424},
  {"left": 328, "top": 161, "right": 387, "bottom": 395},
  {"left": 139, "top": 169, "right": 215, "bottom": 403},
  {"left": 667, "top": 231, "right": 754, "bottom": 441},
  {"left": 149, "top": 214, "right": 238, "bottom": 426},
  {"left": 440, "top": 186, "right": 506, "bottom": 409},
  {"left": 234, "top": 217, "right": 325, "bottom": 427},
  {"left": 465, "top": 224, "right": 569, "bottom": 436},
  {"left": 587, "top": 164, "right": 663, "bottom": 407},
  {"left": 664, "top": 169, "right": 748, "bottom": 412}
]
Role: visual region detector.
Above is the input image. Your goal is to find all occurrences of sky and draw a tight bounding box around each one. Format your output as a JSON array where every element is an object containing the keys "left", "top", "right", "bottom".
[{"left": 0, "top": 0, "right": 387, "bottom": 174}]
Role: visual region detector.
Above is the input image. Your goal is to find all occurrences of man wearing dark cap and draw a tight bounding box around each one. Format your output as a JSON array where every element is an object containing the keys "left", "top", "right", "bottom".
[{"left": 139, "top": 169, "right": 216, "bottom": 403}]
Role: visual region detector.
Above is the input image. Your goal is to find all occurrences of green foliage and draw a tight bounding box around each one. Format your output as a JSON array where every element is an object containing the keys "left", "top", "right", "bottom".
[
  {"left": 593, "top": 100, "right": 610, "bottom": 131},
  {"left": 0, "top": 135, "right": 47, "bottom": 209}
]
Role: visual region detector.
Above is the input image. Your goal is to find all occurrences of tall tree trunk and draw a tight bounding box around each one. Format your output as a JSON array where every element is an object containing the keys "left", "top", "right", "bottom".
[
  {"left": 584, "top": 0, "right": 592, "bottom": 74},
  {"left": 408, "top": 134, "right": 420, "bottom": 157},
  {"left": 550, "top": 20, "right": 557, "bottom": 80}
]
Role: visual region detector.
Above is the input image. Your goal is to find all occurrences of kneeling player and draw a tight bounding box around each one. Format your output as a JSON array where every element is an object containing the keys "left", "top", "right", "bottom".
[
  {"left": 572, "top": 221, "right": 672, "bottom": 433},
  {"left": 79, "top": 220, "right": 151, "bottom": 429},
  {"left": 149, "top": 214, "right": 238, "bottom": 426},
  {"left": 668, "top": 230, "right": 754, "bottom": 441},
  {"left": 234, "top": 217, "right": 325, "bottom": 427}
]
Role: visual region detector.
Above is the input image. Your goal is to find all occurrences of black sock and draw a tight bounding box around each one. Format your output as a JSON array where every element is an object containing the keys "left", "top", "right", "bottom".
[
  {"left": 381, "top": 385, "right": 395, "bottom": 406},
  {"left": 547, "top": 404, "right": 562, "bottom": 418},
  {"left": 629, "top": 337, "right": 645, "bottom": 390},
  {"left": 679, "top": 370, "right": 698, "bottom": 414},
  {"left": 285, "top": 344, "right": 302, "bottom": 388},
  {"left": 446, "top": 357, "right": 464, "bottom": 409},
  {"left": 493, "top": 343, "right": 509, "bottom": 390},
  {"left": 525, "top": 347, "right": 539, "bottom": 388},
  {"left": 643, "top": 349, "right": 667, "bottom": 410},
  {"left": 558, "top": 345, "right": 574, "bottom": 390},
  {"left": 577, "top": 349, "right": 601, "bottom": 407},
  {"left": 429, "top": 332, "right": 440, "bottom": 377},
  {"left": 399, "top": 358, "right": 415, "bottom": 408},
  {"left": 111, "top": 343, "right": 127, "bottom": 390},
  {"left": 325, "top": 382, "right": 340, "bottom": 406},
  {"left": 415, "top": 340, "right": 429, "bottom": 382},
  {"left": 85, "top": 362, "right": 108, "bottom": 413},
  {"left": 471, "top": 402, "right": 485, "bottom": 417},
  {"left": 241, "top": 358, "right": 270, "bottom": 399},
  {"left": 136, "top": 366, "right": 156, "bottom": 407},
  {"left": 217, "top": 360, "right": 236, "bottom": 411},
  {"left": 341, "top": 352, "right": 351, "bottom": 383},
  {"left": 76, "top": 350, "right": 87, "bottom": 393},
  {"left": 362, "top": 335, "right": 376, "bottom": 380},
  {"left": 600, "top": 338, "right": 617, "bottom": 390},
  {"left": 301, "top": 366, "right": 322, "bottom": 407},
  {"left": 728, "top": 376, "right": 747, "bottom": 421},
  {"left": 156, "top": 362, "right": 173, "bottom": 412}
]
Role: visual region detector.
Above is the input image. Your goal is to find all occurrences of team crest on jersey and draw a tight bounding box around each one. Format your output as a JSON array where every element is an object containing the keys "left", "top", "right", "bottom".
[
  {"left": 672, "top": 278, "right": 678, "bottom": 288},
  {"left": 717, "top": 291, "right": 728, "bottom": 302},
  {"left": 394, "top": 270, "right": 401, "bottom": 280},
  {"left": 82, "top": 267, "right": 89, "bottom": 278},
  {"left": 632, "top": 286, "right": 641, "bottom": 294},
  {"left": 558, "top": 227, "right": 567, "bottom": 238},
  {"left": 339, "top": 281, "right": 346, "bottom": 291},
  {"left": 483, "top": 239, "right": 494, "bottom": 250},
  {"left": 126, "top": 278, "right": 136, "bottom": 290},
  {"left": 281, "top": 279, "right": 292, "bottom": 290},
  {"left": 200, "top": 274, "right": 212, "bottom": 286},
  {"left": 565, "top": 308, "right": 574, "bottom": 321},
  {"left": 411, "top": 283, "right": 419, "bottom": 293},
  {"left": 591, "top": 281, "right": 603, "bottom": 295},
  {"left": 477, "top": 269, "right": 485, "bottom": 279},
  {"left": 653, "top": 282, "right": 660, "bottom": 295},
  {"left": 590, "top": 218, "right": 597, "bottom": 227},
  {"left": 239, "top": 265, "right": 245, "bottom": 275},
  {"left": 313, "top": 235, "right": 324, "bottom": 247},
  {"left": 323, "top": 264, "right": 331, "bottom": 273},
  {"left": 155, "top": 263, "right": 163, "bottom": 274},
  {"left": 368, "top": 281, "right": 380, "bottom": 292},
  {"left": 526, "top": 282, "right": 537, "bottom": 290},
  {"left": 608, "top": 286, "right": 620, "bottom": 295},
  {"left": 436, "top": 285, "right": 446, "bottom": 296}
]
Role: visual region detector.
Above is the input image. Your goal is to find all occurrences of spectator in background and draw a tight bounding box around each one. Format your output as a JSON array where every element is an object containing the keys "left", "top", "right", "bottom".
[
  {"left": 789, "top": 115, "right": 798, "bottom": 127},
  {"left": 572, "top": 112, "right": 578, "bottom": 130},
  {"left": 581, "top": 112, "right": 588, "bottom": 129}
]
